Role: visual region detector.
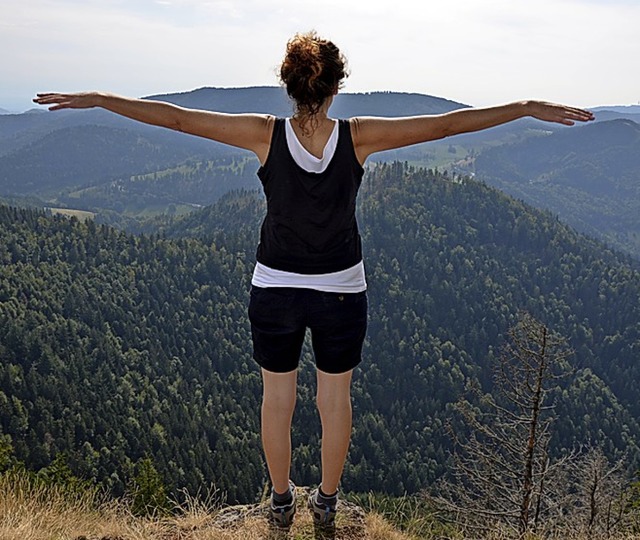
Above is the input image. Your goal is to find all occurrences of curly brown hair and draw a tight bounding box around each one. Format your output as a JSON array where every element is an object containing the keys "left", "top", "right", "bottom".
[{"left": 279, "top": 31, "right": 348, "bottom": 128}]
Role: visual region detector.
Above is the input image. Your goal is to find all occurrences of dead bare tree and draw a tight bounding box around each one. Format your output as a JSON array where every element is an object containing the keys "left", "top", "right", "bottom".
[
  {"left": 430, "top": 312, "right": 573, "bottom": 538},
  {"left": 557, "top": 447, "right": 632, "bottom": 538}
]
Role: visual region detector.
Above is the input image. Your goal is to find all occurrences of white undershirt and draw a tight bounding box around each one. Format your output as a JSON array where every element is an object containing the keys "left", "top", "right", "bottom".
[
  {"left": 251, "top": 118, "right": 367, "bottom": 293},
  {"left": 284, "top": 117, "right": 339, "bottom": 173},
  {"left": 252, "top": 260, "right": 366, "bottom": 293}
]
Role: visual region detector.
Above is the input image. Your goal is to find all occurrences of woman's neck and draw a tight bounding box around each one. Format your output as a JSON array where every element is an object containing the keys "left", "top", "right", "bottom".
[{"left": 293, "top": 97, "right": 334, "bottom": 135}]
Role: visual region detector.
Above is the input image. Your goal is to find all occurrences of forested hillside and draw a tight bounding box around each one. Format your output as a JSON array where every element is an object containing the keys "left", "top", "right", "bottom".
[
  {"left": 1, "top": 164, "right": 639, "bottom": 505},
  {"left": 475, "top": 119, "right": 640, "bottom": 259},
  {"left": 59, "top": 157, "right": 260, "bottom": 219}
]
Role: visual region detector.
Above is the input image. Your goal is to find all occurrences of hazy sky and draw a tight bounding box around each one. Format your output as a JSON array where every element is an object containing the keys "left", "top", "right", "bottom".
[{"left": 2, "top": 0, "right": 639, "bottom": 112}]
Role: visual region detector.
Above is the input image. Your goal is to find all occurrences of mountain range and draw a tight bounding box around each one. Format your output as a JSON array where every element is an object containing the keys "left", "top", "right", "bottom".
[{"left": 0, "top": 87, "right": 638, "bottom": 259}]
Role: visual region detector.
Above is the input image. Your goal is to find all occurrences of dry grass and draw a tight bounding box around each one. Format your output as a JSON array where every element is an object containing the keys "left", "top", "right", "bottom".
[
  {"left": 2, "top": 472, "right": 640, "bottom": 540},
  {"left": 0, "top": 475, "right": 413, "bottom": 540}
]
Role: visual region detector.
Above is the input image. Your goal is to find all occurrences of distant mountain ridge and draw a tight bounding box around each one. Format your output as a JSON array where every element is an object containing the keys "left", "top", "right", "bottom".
[
  {"left": 146, "top": 86, "right": 469, "bottom": 117},
  {"left": 593, "top": 104, "right": 640, "bottom": 114}
]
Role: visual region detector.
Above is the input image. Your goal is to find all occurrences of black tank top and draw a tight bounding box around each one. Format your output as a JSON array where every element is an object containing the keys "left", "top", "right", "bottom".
[{"left": 256, "top": 118, "right": 365, "bottom": 275}]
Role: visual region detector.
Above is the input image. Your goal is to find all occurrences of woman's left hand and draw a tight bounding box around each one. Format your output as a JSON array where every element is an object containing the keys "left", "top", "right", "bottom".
[{"left": 525, "top": 100, "right": 595, "bottom": 126}]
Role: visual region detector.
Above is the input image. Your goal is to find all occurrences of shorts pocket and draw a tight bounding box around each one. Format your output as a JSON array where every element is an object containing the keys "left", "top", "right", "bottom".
[{"left": 320, "top": 290, "right": 367, "bottom": 308}]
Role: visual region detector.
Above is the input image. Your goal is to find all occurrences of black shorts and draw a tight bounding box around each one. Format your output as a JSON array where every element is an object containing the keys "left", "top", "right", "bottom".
[{"left": 248, "top": 286, "right": 368, "bottom": 374}]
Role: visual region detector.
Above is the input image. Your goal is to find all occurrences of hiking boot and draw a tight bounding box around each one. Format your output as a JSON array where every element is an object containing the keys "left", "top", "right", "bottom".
[
  {"left": 269, "top": 481, "right": 297, "bottom": 528},
  {"left": 308, "top": 487, "right": 337, "bottom": 528}
]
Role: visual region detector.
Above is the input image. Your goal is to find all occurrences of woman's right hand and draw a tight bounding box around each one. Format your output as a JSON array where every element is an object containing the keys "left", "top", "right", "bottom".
[{"left": 33, "top": 92, "right": 102, "bottom": 111}]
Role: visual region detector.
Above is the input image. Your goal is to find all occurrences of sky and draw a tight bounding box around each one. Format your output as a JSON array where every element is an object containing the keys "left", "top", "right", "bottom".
[{"left": 2, "top": 0, "right": 639, "bottom": 113}]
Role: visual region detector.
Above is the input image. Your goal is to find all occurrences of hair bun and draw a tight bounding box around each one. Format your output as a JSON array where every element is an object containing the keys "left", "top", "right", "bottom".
[{"left": 280, "top": 31, "right": 348, "bottom": 123}]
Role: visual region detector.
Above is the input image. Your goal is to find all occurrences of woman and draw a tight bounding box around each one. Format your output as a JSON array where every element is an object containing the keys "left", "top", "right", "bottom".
[{"left": 34, "top": 31, "right": 594, "bottom": 529}]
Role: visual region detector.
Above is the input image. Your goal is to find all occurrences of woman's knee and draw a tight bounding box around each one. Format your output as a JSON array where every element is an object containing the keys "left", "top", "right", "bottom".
[
  {"left": 261, "top": 368, "right": 297, "bottom": 415},
  {"left": 263, "top": 389, "right": 297, "bottom": 415},
  {"left": 316, "top": 369, "right": 353, "bottom": 416},
  {"left": 316, "top": 392, "right": 351, "bottom": 419}
]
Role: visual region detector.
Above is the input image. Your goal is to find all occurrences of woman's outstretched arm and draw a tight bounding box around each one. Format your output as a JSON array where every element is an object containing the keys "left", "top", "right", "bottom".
[
  {"left": 33, "top": 92, "right": 274, "bottom": 163},
  {"left": 350, "top": 100, "right": 594, "bottom": 164}
]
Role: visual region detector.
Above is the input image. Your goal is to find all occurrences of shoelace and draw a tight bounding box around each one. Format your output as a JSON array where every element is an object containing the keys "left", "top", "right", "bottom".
[
  {"left": 272, "top": 501, "right": 293, "bottom": 525},
  {"left": 323, "top": 505, "right": 331, "bottom": 523}
]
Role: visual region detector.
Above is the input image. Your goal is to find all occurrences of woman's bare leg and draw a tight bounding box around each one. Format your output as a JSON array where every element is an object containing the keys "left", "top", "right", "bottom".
[
  {"left": 261, "top": 368, "right": 298, "bottom": 494},
  {"left": 316, "top": 368, "right": 353, "bottom": 494}
]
